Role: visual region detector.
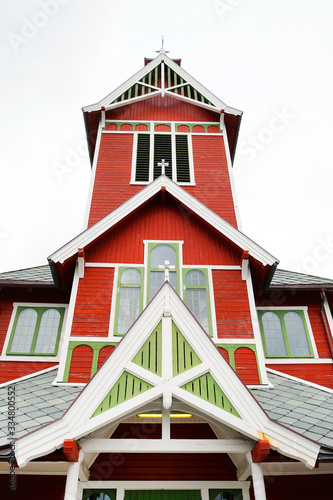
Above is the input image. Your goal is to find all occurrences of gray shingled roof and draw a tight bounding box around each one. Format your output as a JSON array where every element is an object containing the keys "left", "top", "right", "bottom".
[
  {"left": 0, "top": 369, "right": 81, "bottom": 447},
  {"left": 271, "top": 268, "right": 333, "bottom": 288},
  {"left": 251, "top": 371, "right": 333, "bottom": 449},
  {"left": 0, "top": 264, "right": 54, "bottom": 284}
]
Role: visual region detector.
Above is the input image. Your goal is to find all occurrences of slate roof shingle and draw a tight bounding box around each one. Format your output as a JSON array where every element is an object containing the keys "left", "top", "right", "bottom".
[
  {"left": 0, "top": 265, "right": 54, "bottom": 284},
  {"left": 271, "top": 268, "right": 333, "bottom": 288}
]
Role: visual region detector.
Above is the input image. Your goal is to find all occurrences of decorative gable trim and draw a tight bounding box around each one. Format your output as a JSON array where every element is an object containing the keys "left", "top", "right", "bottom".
[
  {"left": 49, "top": 176, "right": 278, "bottom": 268},
  {"left": 16, "top": 284, "right": 319, "bottom": 469}
]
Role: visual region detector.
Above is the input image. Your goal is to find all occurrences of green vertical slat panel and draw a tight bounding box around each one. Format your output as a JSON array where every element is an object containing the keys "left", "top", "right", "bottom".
[
  {"left": 135, "top": 83, "right": 139, "bottom": 97},
  {"left": 167, "top": 65, "right": 171, "bottom": 88},
  {"left": 132, "top": 322, "right": 162, "bottom": 376},
  {"left": 91, "top": 371, "right": 153, "bottom": 418},
  {"left": 175, "top": 135, "right": 190, "bottom": 183},
  {"left": 172, "top": 322, "right": 202, "bottom": 376},
  {"left": 193, "top": 88, "right": 198, "bottom": 101},
  {"left": 135, "top": 134, "right": 150, "bottom": 182},
  {"left": 155, "top": 67, "right": 159, "bottom": 88},
  {"left": 148, "top": 70, "right": 152, "bottom": 92},
  {"left": 174, "top": 72, "right": 178, "bottom": 93},
  {"left": 153, "top": 134, "right": 172, "bottom": 179},
  {"left": 187, "top": 85, "right": 191, "bottom": 99},
  {"left": 181, "top": 372, "right": 240, "bottom": 418},
  {"left": 180, "top": 78, "right": 185, "bottom": 96}
]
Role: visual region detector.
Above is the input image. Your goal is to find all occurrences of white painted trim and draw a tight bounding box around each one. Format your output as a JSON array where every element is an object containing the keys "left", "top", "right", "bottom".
[
  {"left": 49, "top": 176, "right": 278, "bottom": 267},
  {"left": 0, "top": 302, "right": 68, "bottom": 362},
  {"left": 257, "top": 306, "right": 309, "bottom": 311},
  {"left": 84, "top": 263, "right": 241, "bottom": 270},
  {"left": 82, "top": 120, "right": 103, "bottom": 229},
  {"left": 215, "top": 339, "right": 256, "bottom": 345},
  {"left": 266, "top": 367, "right": 333, "bottom": 394},
  {"left": 207, "top": 268, "right": 218, "bottom": 340},
  {"left": 56, "top": 263, "right": 82, "bottom": 382},
  {"left": 322, "top": 291, "right": 333, "bottom": 341},
  {"left": 266, "top": 358, "right": 333, "bottom": 365},
  {"left": 245, "top": 270, "right": 269, "bottom": 385},
  {"left": 16, "top": 285, "right": 320, "bottom": 469}
]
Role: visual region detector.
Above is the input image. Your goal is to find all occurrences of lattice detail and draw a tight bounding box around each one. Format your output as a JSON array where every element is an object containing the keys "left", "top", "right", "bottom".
[
  {"left": 132, "top": 322, "right": 162, "bottom": 376},
  {"left": 172, "top": 322, "right": 202, "bottom": 376},
  {"left": 181, "top": 372, "right": 240, "bottom": 417},
  {"left": 91, "top": 371, "right": 154, "bottom": 418}
]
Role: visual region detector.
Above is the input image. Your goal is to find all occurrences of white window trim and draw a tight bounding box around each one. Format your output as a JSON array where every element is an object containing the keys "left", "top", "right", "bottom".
[
  {"left": 78, "top": 481, "right": 250, "bottom": 500},
  {"left": 1, "top": 302, "right": 68, "bottom": 362},
  {"left": 257, "top": 306, "right": 319, "bottom": 359}
]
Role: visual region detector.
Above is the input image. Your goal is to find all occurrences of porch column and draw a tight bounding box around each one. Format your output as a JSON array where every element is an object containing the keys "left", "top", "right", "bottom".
[
  {"left": 246, "top": 451, "right": 266, "bottom": 500},
  {"left": 64, "top": 450, "right": 84, "bottom": 500}
]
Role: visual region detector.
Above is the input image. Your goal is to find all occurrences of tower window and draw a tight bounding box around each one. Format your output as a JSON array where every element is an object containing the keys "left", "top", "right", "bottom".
[
  {"left": 115, "top": 268, "right": 143, "bottom": 336},
  {"left": 134, "top": 133, "right": 192, "bottom": 184}
]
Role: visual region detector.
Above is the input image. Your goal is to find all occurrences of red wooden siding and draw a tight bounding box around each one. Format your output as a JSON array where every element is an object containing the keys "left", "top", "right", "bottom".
[
  {"left": 217, "top": 347, "right": 230, "bottom": 363},
  {"left": 89, "top": 453, "right": 236, "bottom": 481},
  {"left": 234, "top": 347, "right": 260, "bottom": 385},
  {"left": 0, "top": 362, "right": 57, "bottom": 384},
  {"left": 71, "top": 267, "right": 114, "bottom": 337},
  {"left": 68, "top": 344, "right": 94, "bottom": 382},
  {"left": 88, "top": 134, "right": 141, "bottom": 227},
  {"left": 85, "top": 196, "right": 242, "bottom": 265},
  {"left": 184, "top": 135, "right": 237, "bottom": 227},
  {"left": 267, "top": 363, "right": 333, "bottom": 389},
  {"left": 106, "top": 95, "right": 219, "bottom": 122},
  {"left": 0, "top": 474, "right": 66, "bottom": 500},
  {"left": 213, "top": 270, "right": 254, "bottom": 339},
  {"left": 97, "top": 345, "right": 115, "bottom": 370},
  {"left": 262, "top": 474, "right": 333, "bottom": 500}
]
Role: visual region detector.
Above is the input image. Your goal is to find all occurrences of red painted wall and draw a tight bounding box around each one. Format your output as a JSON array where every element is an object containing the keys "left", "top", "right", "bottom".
[
  {"left": 86, "top": 196, "right": 241, "bottom": 265},
  {"left": 213, "top": 269, "right": 253, "bottom": 339},
  {"left": 71, "top": 267, "right": 114, "bottom": 337},
  {"left": 0, "top": 474, "right": 66, "bottom": 500},
  {"left": 234, "top": 347, "right": 260, "bottom": 385},
  {"left": 266, "top": 363, "right": 333, "bottom": 389}
]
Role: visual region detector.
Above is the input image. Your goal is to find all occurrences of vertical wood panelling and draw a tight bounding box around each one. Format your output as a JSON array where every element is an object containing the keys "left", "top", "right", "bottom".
[
  {"left": 85, "top": 197, "right": 241, "bottom": 265},
  {"left": 71, "top": 268, "right": 114, "bottom": 337},
  {"left": 212, "top": 270, "right": 254, "bottom": 339},
  {"left": 68, "top": 344, "right": 94, "bottom": 382},
  {"left": 234, "top": 347, "right": 260, "bottom": 385}
]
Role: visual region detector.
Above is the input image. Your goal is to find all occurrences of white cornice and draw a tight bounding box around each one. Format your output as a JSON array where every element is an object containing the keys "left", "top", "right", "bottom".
[{"left": 48, "top": 176, "right": 278, "bottom": 267}]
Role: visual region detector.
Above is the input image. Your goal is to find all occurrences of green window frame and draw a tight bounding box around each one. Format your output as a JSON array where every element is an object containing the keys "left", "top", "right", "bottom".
[
  {"left": 209, "top": 489, "right": 243, "bottom": 500},
  {"left": 7, "top": 306, "right": 64, "bottom": 356},
  {"left": 115, "top": 267, "right": 144, "bottom": 336},
  {"left": 258, "top": 309, "right": 314, "bottom": 358},
  {"left": 134, "top": 132, "right": 191, "bottom": 183},
  {"left": 147, "top": 242, "right": 180, "bottom": 301},
  {"left": 183, "top": 268, "right": 212, "bottom": 336},
  {"left": 82, "top": 490, "right": 116, "bottom": 500}
]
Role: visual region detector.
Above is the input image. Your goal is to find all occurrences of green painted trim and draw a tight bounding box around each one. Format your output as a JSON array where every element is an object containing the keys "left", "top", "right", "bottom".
[
  {"left": 258, "top": 309, "right": 314, "bottom": 359},
  {"left": 147, "top": 242, "right": 180, "bottom": 302},
  {"left": 91, "top": 371, "right": 154, "bottom": 418},
  {"left": 181, "top": 372, "right": 240, "bottom": 418},
  {"left": 62, "top": 341, "right": 117, "bottom": 382},
  {"left": 172, "top": 321, "right": 202, "bottom": 376},
  {"left": 114, "top": 266, "right": 144, "bottom": 337},
  {"left": 132, "top": 321, "right": 162, "bottom": 376},
  {"left": 182, "top": 268, "right": 213, "bottom": 337},
  {"left": 7, "top": 306, "right": 65, "bottom": 356},
  {"left": 215, "top": 343, "right": 262, "bottom": 384},
  {"left": 82, "top": 489, "right": 116, "bottom": 500},
  {"left": 175, "top": 123, "right": 221, "bottom": 133},
  {"left": 104, "top": 121, "right": 151, "bottom": 132}
]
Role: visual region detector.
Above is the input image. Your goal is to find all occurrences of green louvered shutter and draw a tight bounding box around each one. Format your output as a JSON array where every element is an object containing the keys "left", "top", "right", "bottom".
[
  {"left": 153, "top": 134, "right": 172, "bottom": 179},
  {"left": 176, "top": 135, "right": 190, "bottom": 182},
  {"left": 135, "top": 134, "right": 150, "bottom": 181}
]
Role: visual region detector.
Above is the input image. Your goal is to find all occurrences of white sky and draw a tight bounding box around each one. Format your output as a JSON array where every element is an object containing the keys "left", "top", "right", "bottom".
[{"left": 1, "top": 0, "right": 333, "bottom": 279}]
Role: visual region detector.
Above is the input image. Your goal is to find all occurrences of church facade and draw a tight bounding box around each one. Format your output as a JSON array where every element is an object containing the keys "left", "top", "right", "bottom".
[{"left": 1, "top": 48, "right": 333, "bottom": 499}]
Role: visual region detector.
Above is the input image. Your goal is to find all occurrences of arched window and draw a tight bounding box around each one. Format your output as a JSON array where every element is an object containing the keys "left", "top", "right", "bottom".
[
  {"left": 8, "top": 306, "right": 64, "bottom": 355},
  {"left": 261, "top": 311, "right": 287, "bottom": 356},
  {"left": 149, "top": 244, "right": 177, "bottom": 299},
  {"left": 184, "top": 269, "right": 210, "bottom": 334},
  {"left": 259, "top": 309, "right": 313, "bottom": 358},
  {"left": 116, "top": 268, "right": 142, "bottom": 335}
]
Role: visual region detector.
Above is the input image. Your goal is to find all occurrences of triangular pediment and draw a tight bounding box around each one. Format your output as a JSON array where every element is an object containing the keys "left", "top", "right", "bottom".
[
  {"left": 49, "top": 176, "right": 277, "bottom": 269},
  {"left": 16, "top": 283, "right": 320, "bottom": 469}
]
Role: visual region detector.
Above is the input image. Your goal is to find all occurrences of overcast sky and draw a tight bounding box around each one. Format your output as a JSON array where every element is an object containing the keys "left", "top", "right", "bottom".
[{"left": 1, "top": 0, "right": 333, "bottom": 279}]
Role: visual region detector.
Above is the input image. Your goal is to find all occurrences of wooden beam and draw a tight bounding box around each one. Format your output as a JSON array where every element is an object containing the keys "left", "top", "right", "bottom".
[
  {"left": 251, "top": 440, "right": 270, "bottom": 463},
  {"left": 63, "top": 439, "right": 80, "bottom": 462}
]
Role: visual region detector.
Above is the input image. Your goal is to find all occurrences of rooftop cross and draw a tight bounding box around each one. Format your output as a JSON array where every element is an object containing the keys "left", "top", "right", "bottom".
[
  {"left": 157, "top": 158, "right": 169, "bottom": 176},
  {"left": 159, "top": 260, "right": 175, "bottom": 282},
  {"left": 155, "top": 35, "right": 170, "bottom": 55}
]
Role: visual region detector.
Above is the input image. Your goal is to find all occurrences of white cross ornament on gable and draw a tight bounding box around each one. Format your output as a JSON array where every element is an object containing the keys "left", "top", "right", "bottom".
[
  {"left": 157, "top": 158, "right": 169, "bottom": 176},
  {"left": 159, "top": 260, "right": 175, "bottom": 282}
]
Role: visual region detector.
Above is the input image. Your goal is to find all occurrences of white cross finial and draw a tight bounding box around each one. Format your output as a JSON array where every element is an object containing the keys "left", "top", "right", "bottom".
[
  {"left": 159, "top": 260, "right": 176, "bottom": 282},
  {"left": 155, "top": 36, "right": 170, "bottom": 55},
  {"left": 157, "top": 158, "right": 169, "bottom": 176}
]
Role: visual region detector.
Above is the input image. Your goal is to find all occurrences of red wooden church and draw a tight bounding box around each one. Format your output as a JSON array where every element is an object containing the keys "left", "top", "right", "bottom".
[{"left": 1, "top": 46, "right": 333, "bottom": 499}]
